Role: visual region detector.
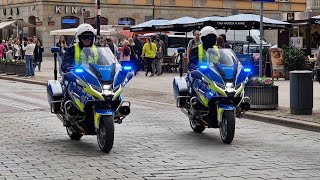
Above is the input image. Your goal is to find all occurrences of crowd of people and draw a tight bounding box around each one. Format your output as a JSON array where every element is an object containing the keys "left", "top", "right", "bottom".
[
  {"left": 0, "top": 36, "right": 44, "bottom": 77},
  {"left": 100, "top": 33, "right": 165, "bottom": 77}
]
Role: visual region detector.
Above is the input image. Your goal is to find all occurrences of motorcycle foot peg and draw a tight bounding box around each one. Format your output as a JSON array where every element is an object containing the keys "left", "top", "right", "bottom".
[
  {"left": 116, "top": 119, "right": 123, "bottom": 124},
  {"left": 119, "top": 106, "right": 130, "bottom": 116}
]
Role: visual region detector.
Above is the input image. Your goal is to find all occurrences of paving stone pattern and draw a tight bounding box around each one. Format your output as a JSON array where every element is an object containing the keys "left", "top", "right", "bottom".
[{"left": 0, "top": 80, "right": 319, "bottom": 179}]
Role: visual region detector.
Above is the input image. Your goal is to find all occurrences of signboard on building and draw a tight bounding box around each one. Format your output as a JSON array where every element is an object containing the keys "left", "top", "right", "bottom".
[
  {"left": 270, "top": 48, "right": 285, "bottom": 79},
  {"left": 252, "top": 0, "right": 275, "bottom": 2},
  {"left": 291, "top": 37, "right": 303, "bottom": 49}
]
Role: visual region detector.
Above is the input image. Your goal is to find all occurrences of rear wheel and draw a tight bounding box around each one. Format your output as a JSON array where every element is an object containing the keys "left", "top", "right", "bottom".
[
  {"left": 66, "top": 126, "right": 83, "bottom": 140},
  {"left": 219, "top": 110, "right": 235, "bottom": 144},
  {"left": 97, "top": 115, "right": 114, "bottom": 153},
  {"left": 189, "top": 116, "right": 205, "bottom": 133}
]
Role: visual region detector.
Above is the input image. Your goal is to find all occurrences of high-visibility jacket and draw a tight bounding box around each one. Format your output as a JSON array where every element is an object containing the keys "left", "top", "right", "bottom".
[
  {"left": 74, "top": 43, "right": 98, "bottom": 65},
  {"left": 198, "top": 44, "right": 220, "bottom": 64}
]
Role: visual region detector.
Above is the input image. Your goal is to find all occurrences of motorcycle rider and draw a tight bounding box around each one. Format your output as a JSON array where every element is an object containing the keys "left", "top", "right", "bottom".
[
  {"left": 61, "top": 23, "right": 98, "bottom": 126},
  {"left": 61, "top": 23, "right": 98, "bottom": 73},
  {"left": 188, "top": 26, "right": 219, "bottom": 70}
]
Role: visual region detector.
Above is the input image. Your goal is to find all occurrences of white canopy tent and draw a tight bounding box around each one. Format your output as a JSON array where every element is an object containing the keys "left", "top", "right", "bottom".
[
  {"left": 0, "top": 20, "right": 35, "bottom": 38},
  {"left": 50, "top": 28, "right": 111, "bottom": 36}
]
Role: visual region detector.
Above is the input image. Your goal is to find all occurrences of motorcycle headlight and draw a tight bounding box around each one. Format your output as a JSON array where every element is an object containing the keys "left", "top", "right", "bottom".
[{"left": 89, "top": 84, "right": 102, "bottom": 93}]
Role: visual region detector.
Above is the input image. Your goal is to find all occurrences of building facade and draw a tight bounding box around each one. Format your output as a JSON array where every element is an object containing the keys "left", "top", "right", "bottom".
[{"left": 0, "top": 0, "right": 307, "bottom": 55}]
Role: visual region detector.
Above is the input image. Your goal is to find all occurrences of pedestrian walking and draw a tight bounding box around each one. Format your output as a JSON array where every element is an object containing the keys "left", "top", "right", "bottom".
[
  {"left": 0, "top": 40, "right": 6, "bottom": 60},
  {"left": 142, "top": 37, "right": 157, "bottom": 77},
  {"left": 34, "top": 41, "right": 44, "bottom": 71},
  {"left": 120, "top": 40, "right": 131, "bottom": 67}
]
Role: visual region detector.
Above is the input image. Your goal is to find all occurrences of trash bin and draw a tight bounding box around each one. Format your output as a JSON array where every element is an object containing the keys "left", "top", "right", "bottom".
[{"left": 290, "top": 70, "right": 313, "bottom": 115}]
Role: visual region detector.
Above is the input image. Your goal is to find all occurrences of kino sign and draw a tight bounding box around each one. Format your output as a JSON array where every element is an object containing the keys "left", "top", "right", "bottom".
[{"left": 55, "top": 6, "right": 87, "bottom": 14}]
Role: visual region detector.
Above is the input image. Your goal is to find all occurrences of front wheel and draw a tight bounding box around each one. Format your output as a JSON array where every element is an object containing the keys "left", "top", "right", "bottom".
[
  {"left": 66, "top": 126, "right": 83, "bottom": 140},
  {"left": 97, "top": 115, "right": 114, "bottom": 153},
  {"left": 219, "top": 110, "right": 235, "bottom": 144}
]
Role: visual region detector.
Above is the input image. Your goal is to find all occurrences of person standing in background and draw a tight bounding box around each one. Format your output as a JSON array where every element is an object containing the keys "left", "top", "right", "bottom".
[
  {"left": 56, "top": 36, "right": 68, "bottom": 76},
  {"left": 154, "top": 37, "right": 165, "bottom": 76},
  {"left": 22, "top": 37, "right": 36, "bottom": 77},
  {"left": 13, "top": 39, "right": 21, "bottom": 60},
  {"left": 219, "top": 34, "right": 231, "bottom": 48},
  {"left": 128, "top": 38, "right": 138, "bottom": 75},
  {"left": 186, "top": 30, "right": 201, "bottom": 61},
  {"left": 216, "top": 36, "right": 225, "bottom": 48},
  {"left": 133, "top": 34, "right": 143, "bottom": 72}
]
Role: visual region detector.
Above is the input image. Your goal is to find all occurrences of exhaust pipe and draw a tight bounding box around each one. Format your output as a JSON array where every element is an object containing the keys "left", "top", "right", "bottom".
[{"left": 118, "top": 106, "right": 130, "bottom": 116}]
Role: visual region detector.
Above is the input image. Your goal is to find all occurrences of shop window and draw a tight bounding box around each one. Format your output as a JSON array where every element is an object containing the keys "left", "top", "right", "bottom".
[
  {"left": 61, "top": 16, "right": 79, "bottom": 45},
  {"left": 118, "top": 17, "right": 135, "bottom": 25},
  {"left": 161, "top": 0, "right": 175, "bottom": 6},
  {"left": 84, "top": 17, "right": 108, "bottom": 27},
  {"left": 61, "top": 16, "right": 79, "bottom": 29},
  {"left": 119, "top": 0, "right": 134, "bottom": 4},
  {"left": 193, "top": 0, "right": 206, "bottom": 7}
]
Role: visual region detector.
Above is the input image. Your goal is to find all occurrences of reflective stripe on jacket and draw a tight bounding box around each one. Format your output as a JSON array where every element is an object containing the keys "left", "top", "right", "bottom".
[
  {"left": 74, "top": 43, "right": 98, "bottom": 65},
  {"left": 198, "top": 44, "right": 219, "bottom": 63}
]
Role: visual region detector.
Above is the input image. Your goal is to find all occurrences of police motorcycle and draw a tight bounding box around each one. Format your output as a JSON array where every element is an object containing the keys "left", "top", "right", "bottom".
[
  {"left": 173, "top": 48, "right": 251, "bottom": 144},
  {"left": 47, "top": 47, "right": 133, "bottom": 153}
]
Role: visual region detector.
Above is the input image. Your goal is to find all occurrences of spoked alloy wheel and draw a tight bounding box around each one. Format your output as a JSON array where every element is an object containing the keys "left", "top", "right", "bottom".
[
  {"left": 66, "top": 126, "right": 83, "bottom": 140},
  {"left": 97, "top": 115, "right": 114, "bottom": 153},
  {"left": 189, "top": 116, "right": 206, "bottom": 133},
  {"left": 219, "top": 110, "right": 235, "bottom": 144}
]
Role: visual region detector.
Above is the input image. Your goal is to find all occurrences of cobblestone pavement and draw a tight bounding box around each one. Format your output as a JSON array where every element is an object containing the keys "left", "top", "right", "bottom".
[{"left": 0, "top": 79, "right": 320, "bottom": 179}]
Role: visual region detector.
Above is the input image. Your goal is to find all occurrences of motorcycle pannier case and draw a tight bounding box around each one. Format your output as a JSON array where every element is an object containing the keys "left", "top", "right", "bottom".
[
  {"left": 47, "top": 80, "right": 63, "bottom": 113},
  {"left": 173, "top": 77, "right": 189, "bottom": 108}
]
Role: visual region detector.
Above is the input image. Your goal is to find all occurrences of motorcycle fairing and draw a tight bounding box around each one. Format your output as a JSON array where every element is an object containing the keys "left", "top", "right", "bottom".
[
  {"left": 72, "top": 70, "right": 104, "bottom": 101},
  {"left": 113, "top": 71, "right": 128, "bottom": 89},
  {"left": 235, "top": 69, "right": 249, "bottom": 86},
  {"left": 204, "top": 67, "right": 225, "bottom": 86}
]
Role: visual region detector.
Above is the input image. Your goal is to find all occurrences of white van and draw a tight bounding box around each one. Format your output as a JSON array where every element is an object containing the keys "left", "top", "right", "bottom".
[{"left": 216, "top": 29, "right": 272, "bottom": 54}]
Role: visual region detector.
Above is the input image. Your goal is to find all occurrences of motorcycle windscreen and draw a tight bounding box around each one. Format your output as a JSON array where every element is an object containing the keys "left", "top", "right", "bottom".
[
  {"left": 218, "top": 64, "right": 237, "bottom": 80},
  {"left": 205, "top": 48, "right": 238, "bottom": 80},
  {"left": 91, "top": 64, "right": 115, "bottom": 82}
]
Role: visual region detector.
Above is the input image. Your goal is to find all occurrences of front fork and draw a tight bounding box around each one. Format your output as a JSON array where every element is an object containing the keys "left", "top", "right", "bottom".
[{"left": 217, "top": 104, "right": 235, "bottom": 124}]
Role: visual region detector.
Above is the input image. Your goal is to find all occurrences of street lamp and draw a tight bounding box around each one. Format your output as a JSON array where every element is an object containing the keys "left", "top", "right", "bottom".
[{"left": 96, "top": 0, "right": 101, "bottom": 46}]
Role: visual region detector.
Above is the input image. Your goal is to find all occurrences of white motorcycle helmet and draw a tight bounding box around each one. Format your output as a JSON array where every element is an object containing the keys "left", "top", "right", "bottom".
[
  {"left": 200, "top": 26, "right": 218, "bottom": 50},
  {"left": 75, "top": 23, "right": 96, "bottom": 43},
  {"left": 200, "top": 26, "right": 217, "bottom": 40}
]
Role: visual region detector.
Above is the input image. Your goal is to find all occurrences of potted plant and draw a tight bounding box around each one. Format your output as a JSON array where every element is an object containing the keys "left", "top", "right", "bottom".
[
  {"left": 0, "top": 59, "right": 5, "bottom": 73},
  {"left": 245, "top": 77, "right": 278, "bottom": 110},
  {"left": 4, "top": 59, "right": 16, "bottom": 75},
  {"left": 283, "top": 46, "right": 306, "bottom": 79},
  {"left": 15, "top": 59, "right": 26, "bottom": 76}
]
